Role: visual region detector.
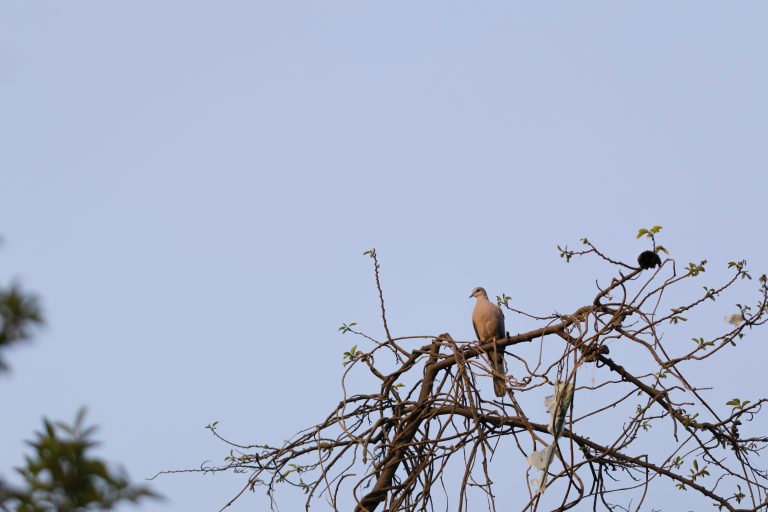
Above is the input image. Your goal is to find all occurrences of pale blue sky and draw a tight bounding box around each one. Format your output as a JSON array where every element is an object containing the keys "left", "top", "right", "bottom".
[{"left": 1, "top": 2, "right": 767, "bottom": 511}]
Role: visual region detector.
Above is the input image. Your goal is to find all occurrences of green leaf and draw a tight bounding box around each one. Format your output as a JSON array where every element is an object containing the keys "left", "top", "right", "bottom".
[
  {"left": 636, "top": 228, "right": 649, "bottom": 239},
  {"left": 338, "top": 322, "right": 358, "bottom": 334}
]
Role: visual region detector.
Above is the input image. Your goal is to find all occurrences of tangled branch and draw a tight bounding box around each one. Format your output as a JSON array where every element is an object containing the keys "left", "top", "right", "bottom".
[{"left": 163, "top": 231, "right": 768, "bottom": 512}]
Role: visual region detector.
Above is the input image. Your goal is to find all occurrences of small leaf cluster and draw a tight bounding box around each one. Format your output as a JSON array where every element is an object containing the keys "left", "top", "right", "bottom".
[
  {"left": 686, "top": 260, "right": 707, "bottom": 277},
  {"left": 732, "top": 485, "right": 746, "bottom": 504},
  {"left": 557, "top": 245, "right": 575, "bottom": 263},
  {"left": 636, "top": 225, "right": 669, "bottom": 254},
  {"left": 636, "top": 225, "right": 663, "bottom": 239},
  {"left": 669, "top": 308, "right": 688, "bottom": 325},
  {"left": 338, "top": 322, "right": 357, "bottom": 334},
  {"left": 680, "top": 412, "right": 699, "bottom": 428},
  {"left": 363, "top": 249, "right": 381, "bottom": 271},
  {"left": 343, "top": 345, "right": 362, "bottom": 366},
  {"left": 279, "top": 463, "right": 307, "bottom": 481},
  {"left": 725, "top": 398, "right": 751, "bottom": 412},
  {"left": 688, "top": 459, "right": 710, "bottom": 482},
  {"left": 674, "top": 459, "right": 710, "bottom": 490},
  {"left": 703, "top": 286, "right": 719, "bottom": 301},
  {"left": 691, "top": 337, "right": 715, "bottom": 350},
  {"left": 728, "top": 260, "right": 752, "bottom": 280}
]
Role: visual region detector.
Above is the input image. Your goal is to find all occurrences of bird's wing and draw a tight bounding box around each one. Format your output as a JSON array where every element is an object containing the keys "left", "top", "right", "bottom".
[
  {"left": 495, "top": 305, "right": 506, "bottom": 340},
  {"left": 472, "top": 318, "right": 481, "bottom": 341},
  {"left": 472, "top": 302, "right": 485, "bottom": 340}
]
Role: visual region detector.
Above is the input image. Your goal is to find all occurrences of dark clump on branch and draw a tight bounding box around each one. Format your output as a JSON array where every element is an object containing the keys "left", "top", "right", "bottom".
[{"left": 637, "top": 250, "right": 661, "bottom": 269}]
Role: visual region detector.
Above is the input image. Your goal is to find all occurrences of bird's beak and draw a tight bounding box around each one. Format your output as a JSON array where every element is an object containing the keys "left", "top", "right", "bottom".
[{"left": 468, "top": 293, "right": 474, "bottom": 298}]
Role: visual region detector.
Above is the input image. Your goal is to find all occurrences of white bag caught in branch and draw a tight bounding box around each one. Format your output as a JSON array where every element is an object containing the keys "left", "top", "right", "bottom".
[{"left": 527, "top": 381, "right": 574, "bottom": 493}]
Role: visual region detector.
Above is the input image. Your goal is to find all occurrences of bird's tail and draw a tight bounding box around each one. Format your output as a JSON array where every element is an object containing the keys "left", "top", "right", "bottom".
[{"left": 492, "top": 350, "right": 507, "bottom": 397}]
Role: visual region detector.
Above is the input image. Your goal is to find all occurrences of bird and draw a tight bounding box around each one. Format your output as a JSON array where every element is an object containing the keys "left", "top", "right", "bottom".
[
  {"left": 469, "top": 287, "right": 507, "bottom": 397},
  {"left": 637, "top": 250, "right": 662, "bottom": 270}
]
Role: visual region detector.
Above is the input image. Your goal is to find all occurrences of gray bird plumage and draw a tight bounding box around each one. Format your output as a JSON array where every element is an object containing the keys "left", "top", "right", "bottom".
[{"left": 470, "top": 287, "right": 507, "bottom": 397}]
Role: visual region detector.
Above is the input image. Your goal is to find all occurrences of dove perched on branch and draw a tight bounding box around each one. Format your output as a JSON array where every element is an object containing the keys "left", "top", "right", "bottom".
[{"left": 470, "top": 287, "right": 507, "bottom": 397}]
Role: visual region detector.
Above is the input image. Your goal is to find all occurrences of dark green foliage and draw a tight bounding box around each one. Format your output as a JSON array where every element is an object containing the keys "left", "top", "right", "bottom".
[
  {"left": 0, "top": 283, "right": 43, "bottom": 372},
  {"left": 0, "top": 409, "right": 158, "bottom": 512},
  {"left": 1, "top": 246, "right": 157, "bottom": 511}
]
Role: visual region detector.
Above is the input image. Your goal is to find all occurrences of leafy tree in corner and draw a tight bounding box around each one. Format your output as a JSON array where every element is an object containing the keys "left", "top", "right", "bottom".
[{"left": 0, "top": 261, "right": 156, "bottom": 511}]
